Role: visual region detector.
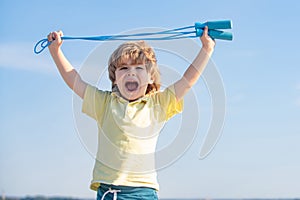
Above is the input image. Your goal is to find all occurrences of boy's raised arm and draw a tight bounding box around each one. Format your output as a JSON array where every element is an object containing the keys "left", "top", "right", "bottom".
[
  {"left": 174, "top": 26, "right": 215, "bottom": 101},
  {"left": 48, "top": 31, "right": 88, "bottom": 99}
]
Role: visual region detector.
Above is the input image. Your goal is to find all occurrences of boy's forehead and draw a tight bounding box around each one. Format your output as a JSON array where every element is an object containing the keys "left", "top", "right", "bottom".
[{"left": 120, "top": 58, "right": 144, "bottom": 66}]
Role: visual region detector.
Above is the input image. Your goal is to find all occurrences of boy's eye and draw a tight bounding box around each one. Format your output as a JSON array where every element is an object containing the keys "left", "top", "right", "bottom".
[
  {"left": 119, "top": 66, "right": 128, "bottom": 70},
  {"left": 136, "top": 65, "right": 146, "bottom": 70}
]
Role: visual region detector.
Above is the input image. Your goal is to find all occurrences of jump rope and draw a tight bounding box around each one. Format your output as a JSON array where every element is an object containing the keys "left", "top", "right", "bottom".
[{"left": 34, "top": 20, "right": 233, "bottom": 54}]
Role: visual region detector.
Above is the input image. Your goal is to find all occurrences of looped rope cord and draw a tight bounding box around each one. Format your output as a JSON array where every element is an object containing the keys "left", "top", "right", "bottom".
[
  {"left": 34, "top": 20, "right": 233, "bottom": 54},
  {"left": 100, "top": 188, "right": 121, "bottom": 200}
]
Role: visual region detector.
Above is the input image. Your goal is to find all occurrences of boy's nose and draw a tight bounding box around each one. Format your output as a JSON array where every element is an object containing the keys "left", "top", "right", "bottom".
[
  {"left": 127, "top": 73, "right": 136, "bottom": 76},
  {"left": 127, "top": 69, "right": 136, "bottom": 76}
]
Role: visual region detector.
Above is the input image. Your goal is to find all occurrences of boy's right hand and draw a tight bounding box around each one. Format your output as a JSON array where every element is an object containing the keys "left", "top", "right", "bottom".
[{"left": 47, "top": 30, "right": 63, "bottom": 53}]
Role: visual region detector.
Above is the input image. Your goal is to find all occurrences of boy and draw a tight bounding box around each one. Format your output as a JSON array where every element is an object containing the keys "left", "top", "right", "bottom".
[{"left": 47, "top": 26, "right": 215, "bottom": 200}]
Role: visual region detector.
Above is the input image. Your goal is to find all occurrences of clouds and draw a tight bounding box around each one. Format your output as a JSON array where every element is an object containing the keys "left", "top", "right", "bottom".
[{"left": 0, "top": 43, "right": 56, "bottom": 74}]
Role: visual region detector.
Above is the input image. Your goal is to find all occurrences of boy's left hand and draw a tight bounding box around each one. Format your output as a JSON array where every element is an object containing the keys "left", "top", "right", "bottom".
[{"left": 200, "top": 26, "right": 215, "bottom": 52}]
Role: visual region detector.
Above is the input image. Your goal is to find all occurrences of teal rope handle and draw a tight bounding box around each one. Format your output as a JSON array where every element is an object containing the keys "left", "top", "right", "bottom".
[{"left": 34, "top": 20, "right": 233, "bottom": 54}]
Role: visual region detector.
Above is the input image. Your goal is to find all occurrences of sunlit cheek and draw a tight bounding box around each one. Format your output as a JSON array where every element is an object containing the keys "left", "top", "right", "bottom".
[{"left": 115, "top": 72, "right": 126, "bottom": 84}]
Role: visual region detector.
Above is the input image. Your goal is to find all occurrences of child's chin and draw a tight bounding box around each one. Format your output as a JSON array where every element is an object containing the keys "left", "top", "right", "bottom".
[
  {"left": 127, "top": 95, "right": 139, "bottom": 100},
  {"left": 127, "top": 93, "right": 142, "bottom": 101},
  {"left": 121, "top": 89, "right": 143, "bottom": 100},
  {"left": 125, "top": 88, "right": 139, "bottom": 95}
]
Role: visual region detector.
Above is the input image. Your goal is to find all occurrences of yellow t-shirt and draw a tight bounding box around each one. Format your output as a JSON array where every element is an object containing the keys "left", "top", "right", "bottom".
[{"left": 82, "top": 84, "right": 183, "bottom": 191}]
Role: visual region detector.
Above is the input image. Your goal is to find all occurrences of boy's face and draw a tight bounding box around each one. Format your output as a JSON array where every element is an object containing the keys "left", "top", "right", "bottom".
[{"left": 114, "top": 61, "right": 152, "bottom": 101}]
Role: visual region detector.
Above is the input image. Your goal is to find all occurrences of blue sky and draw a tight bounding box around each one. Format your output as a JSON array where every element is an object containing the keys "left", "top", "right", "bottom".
[{"left": 1, "top": 0, "right": 300, "bottom": 199}]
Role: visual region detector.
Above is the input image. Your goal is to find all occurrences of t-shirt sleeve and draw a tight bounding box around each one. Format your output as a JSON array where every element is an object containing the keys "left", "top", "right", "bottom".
[
  {"left": 82, "top": 84, "right": 110, "bottom": 122},
  {"left": 155, "top": 84, "right": 184, "bottom": 121}
]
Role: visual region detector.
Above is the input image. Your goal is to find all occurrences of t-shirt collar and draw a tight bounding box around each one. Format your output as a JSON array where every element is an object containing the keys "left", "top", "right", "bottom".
[{"left": 111, "top": 91, "right": 150, "bottom": 104}]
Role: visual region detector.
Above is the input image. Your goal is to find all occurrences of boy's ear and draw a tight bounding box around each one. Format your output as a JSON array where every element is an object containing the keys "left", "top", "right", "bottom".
[
  {"left": 148, "top": 77, "right": 154, "bottom": 84},
  {"left": 148, "top": 75, "right": 154, "bottom": 84}
]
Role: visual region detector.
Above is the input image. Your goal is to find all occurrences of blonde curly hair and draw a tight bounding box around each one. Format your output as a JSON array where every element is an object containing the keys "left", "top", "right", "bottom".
[{"left": 108, "top": 41, "right": 160, "bottom": 94}]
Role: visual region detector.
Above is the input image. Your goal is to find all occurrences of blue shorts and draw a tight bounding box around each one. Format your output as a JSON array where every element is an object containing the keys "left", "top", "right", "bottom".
[{"left": 97, "top": 183, "right": 158, "bottom": 200}]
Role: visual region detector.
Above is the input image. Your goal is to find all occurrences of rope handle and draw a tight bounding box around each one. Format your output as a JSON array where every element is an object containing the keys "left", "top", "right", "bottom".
[{"left": 34, "top": 20, "right": 233, "bottom": 54}]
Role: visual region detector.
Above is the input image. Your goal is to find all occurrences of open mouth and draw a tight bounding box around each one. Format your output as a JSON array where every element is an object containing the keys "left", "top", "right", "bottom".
[{"left": 125, "top": 81, "right": 139, "bottom": 92}]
